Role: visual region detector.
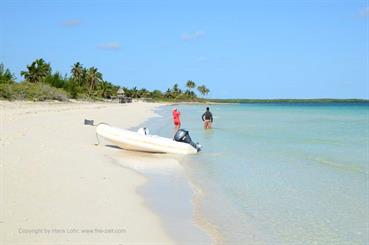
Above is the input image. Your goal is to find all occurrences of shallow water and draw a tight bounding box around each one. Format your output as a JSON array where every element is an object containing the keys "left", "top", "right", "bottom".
[
  {"left": 113, "top": 137, "right": 212, "bottom": 244},
  {"left": 146, "top": 103, "right": 369, "bottom": 244}
]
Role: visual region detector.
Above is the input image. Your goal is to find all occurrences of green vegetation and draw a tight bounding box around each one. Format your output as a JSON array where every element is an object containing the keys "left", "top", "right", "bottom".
[
  {"left": 197, "top": 85, "right": 210, "bottom": 97},
  {"left": 0, "top": 60, "right": 210, "bottom": 102},
  {"left": 1, "top": 63, "right": 67, "bottom": 101},
  {"left": 0, "top": 82, "right": 68, "bottom": 101},
  {"left": 0, "top": 63, "right": 16, "bottom": 84},
  {"left": 1, "top": 60, "right": 367, "bottom": 103},
  {"left": 20, "top": 59, "right": 51, "bottom": 83}
]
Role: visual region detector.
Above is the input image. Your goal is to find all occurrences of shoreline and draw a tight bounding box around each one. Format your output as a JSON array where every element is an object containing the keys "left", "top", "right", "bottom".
[
  {"left": 133, "top": 105, "right": 222, "bottom": 244},
  {"left": 146, "top": 104, "right": 272, "bottom": 245},
  {"left": 123, "top": 106, "right": 216, "bottom": 244},
  {"left": 0, "top": 101, "right": 176, "bottom": 244},
  {"left": 110, "top": 150, "right": 214, "bottom": 245}
]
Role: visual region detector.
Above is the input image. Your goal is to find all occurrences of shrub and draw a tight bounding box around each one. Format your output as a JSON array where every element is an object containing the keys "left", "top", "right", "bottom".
[
  {"left": 0, "top": 82, "right": 68, "bottom": 101},
  {"left": 0, "top": 83, "right": 15, "bottom": 99},
  {"left": 44, "top": 72, "right": 69, "bottom": 89},
  {"left": 174, "top": 93, "right": 198, "bottom": 101}
]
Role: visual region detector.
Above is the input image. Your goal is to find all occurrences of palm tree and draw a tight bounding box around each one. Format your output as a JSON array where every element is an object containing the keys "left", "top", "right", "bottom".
[
  {"left": 138, "top": 88, "right": 150, "bottom": 98},
  {"left": 71, "top": 62, "right": 84, "bottom": 85},
  {"left": 98, "top": 80, "right": 109, "bottom": 98},
  {"left": 44, "top": 72, "right": 67, "bottom": 88},
  {"left": 86, "top": 67, "right": 102, "bottom": 95},
  {"left": 204, "top": 87, "right": 210, "bottom": 96},
  {"left": 150, "top": 90, "right": 163, "bottom": 98},
  {"left": 197, "top": 85, "right": 210, "bottom": 97},
  {"left": 122, "top": 87, "right": 131, "bottom": 97},
  {"left": 96, "top": 80, "right": 117, "bottom": 99},
  {"left": 0, "top": 63, "right": 15, "bottom": 84},
  {"left": 185, "top": 80, "right": 197, "bottom": 98},
  {"left": 20, "top": 59, "right": 51, "bottom": 83},
  {"left": 186, "top": 80, "right": 196, "bottom": 90},
  {"left": 164, "top": 88, "right": 174, "bottom": 99},
  {"left": 130, "top": 86, "right": 139, "bottom": 98},
  {"left": 172, "top": 83, "right": 182, "bottom": 97}
]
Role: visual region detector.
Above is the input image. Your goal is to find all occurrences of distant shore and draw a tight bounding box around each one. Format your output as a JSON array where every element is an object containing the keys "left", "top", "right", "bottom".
[
  {"left": 1, "top": 97, "right": 368, "bottom": 107},
  {"left": 206, "top": 98, "right": 369, "bottom": 104}
]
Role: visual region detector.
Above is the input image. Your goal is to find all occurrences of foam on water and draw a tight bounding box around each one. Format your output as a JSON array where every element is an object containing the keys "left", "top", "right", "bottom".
[{"left": 147, "top": 103, "right": 369, "bottom": 244}]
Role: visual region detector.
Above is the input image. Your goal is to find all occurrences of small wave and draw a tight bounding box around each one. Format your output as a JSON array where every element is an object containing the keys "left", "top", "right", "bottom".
[{"left": 311, "top": 157, "right": 368, "bottom": 174}]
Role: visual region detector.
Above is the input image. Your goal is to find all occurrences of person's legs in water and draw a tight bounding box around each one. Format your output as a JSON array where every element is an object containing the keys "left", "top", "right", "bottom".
[
  {"left": 174, "top": 121, "right": 181, "bottom": 129},
  {"left": 204, "top": 119, "right": 210, "bottom": 129},
  {"left": 208, "top": 120, "right": 212, "bottom": 129}
]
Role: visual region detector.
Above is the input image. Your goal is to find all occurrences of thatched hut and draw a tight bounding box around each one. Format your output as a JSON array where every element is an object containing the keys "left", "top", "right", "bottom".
[{"left": 117, "top": 88, "right": 131, "bottom": 103}]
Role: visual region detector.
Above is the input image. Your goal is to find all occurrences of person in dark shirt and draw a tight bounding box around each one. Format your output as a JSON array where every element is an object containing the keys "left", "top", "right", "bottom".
[{"left": 202, "top": 107, "right": 213, "bottom": 129}]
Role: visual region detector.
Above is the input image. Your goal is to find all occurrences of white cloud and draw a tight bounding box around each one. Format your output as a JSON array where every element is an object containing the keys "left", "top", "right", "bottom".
[
  {"left": 63, "top": 19, "right": 81, "bottom": 27},
  {"left": 97, "top": 42, "right": 121, "bottom": 50},
  {"left": 360, "top": 7, "right": 369, "bottom": 17},
  {"left": 181, "top": 31, "right": 205, "bottom": 41}
]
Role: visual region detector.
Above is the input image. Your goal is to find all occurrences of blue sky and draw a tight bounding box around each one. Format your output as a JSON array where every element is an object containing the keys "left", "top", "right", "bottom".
[{"left": 1, "top": 0, "right": 368, "bottom": 98}]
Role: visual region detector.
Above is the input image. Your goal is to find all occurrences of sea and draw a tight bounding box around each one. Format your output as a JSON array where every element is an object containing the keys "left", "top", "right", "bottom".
[{"left": 138, "top": 103, "right": 369, "bottom": 245}]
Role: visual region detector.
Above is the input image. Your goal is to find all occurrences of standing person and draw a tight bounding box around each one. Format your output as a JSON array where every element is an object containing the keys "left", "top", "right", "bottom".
[
  {"left": 172, "top": 108, "right": 181, "bottom": 129},
  {"left": 202, "top": 107, "right": 213, "bottom": 129}
]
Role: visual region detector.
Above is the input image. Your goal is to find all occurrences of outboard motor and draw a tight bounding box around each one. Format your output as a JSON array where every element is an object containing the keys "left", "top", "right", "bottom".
[{"left": 174, "top": 129, "right": 202, "bottom": 152}]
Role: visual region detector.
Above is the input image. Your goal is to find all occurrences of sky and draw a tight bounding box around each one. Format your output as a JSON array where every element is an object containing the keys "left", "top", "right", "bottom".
[{"left": 1, "top": 0, "right": 368, "bottom": 99}]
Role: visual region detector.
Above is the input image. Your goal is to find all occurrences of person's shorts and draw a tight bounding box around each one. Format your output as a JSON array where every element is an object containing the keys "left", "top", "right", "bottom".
[{"left": 174, "top": 121, "right": 180, "bottom": 126}]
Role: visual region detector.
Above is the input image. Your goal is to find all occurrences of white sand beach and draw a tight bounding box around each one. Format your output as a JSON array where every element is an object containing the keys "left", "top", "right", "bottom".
[{"left": 0, "top": 101, "right": 176, "bottom": 244}]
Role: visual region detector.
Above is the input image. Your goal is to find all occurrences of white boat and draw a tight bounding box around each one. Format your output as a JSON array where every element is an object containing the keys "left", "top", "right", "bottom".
[{"left": 96, "top": 124, "right": 201, "bottom": 154}]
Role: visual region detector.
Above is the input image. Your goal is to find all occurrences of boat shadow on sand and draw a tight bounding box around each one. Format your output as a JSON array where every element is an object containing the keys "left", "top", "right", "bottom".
[{"left": 102, "top": 144, "right": 186, "bottom": 176}]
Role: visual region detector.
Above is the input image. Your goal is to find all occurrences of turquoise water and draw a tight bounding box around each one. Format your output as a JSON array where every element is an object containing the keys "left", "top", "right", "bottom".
[{"left": 151, "top": 103, "right": 369, "bottom": 244}]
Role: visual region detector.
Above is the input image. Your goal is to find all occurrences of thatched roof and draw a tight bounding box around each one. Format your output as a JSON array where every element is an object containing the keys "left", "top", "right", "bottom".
[{"left": 117, "top": 88, "right": 125, "bottom": 95}]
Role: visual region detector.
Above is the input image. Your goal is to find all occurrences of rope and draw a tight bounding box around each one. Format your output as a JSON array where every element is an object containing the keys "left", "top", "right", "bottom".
[{"left": 94, "top": 122, "right": 110, "bottom": 145}]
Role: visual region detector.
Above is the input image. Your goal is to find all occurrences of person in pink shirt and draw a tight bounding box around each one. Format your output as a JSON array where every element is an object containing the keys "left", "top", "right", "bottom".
[{"left": 172, "top": 108, "right": 181, "bottom": 129}]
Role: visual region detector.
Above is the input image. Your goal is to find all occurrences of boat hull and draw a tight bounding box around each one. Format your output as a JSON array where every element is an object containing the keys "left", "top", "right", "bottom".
[{"left": 96, "top": 124, "right": 198, "bottom": 154}]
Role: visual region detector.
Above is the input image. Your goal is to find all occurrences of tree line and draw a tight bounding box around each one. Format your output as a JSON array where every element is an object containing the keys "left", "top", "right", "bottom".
[{"left": 0, "top": 59, "right": 210, "bottom": 101}]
